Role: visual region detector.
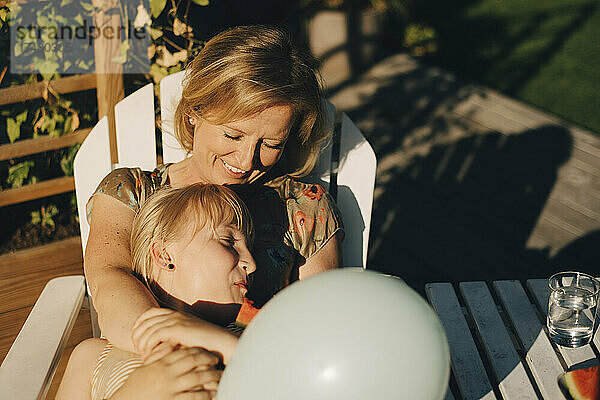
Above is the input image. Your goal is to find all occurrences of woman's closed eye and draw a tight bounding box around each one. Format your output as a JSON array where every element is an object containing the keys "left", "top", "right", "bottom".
[
  {"left": 262, "top": 141, "right": 285, "bottom": 150},
  {"left": 224, "top": 131, "right": 284, "bottom": 150},
  {"left": 223, "top": 131, "right": 242, "bottom": 141}
]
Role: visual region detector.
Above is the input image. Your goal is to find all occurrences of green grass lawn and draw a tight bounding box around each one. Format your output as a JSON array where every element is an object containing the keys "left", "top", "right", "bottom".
[{"left": 416, "top": 0, "right": 600, "bottom": 135}]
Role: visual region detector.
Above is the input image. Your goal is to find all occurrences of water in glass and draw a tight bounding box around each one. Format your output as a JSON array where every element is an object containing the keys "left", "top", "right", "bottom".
[{"left": 547, "top": 272, "right": 599, "bottom": 348}]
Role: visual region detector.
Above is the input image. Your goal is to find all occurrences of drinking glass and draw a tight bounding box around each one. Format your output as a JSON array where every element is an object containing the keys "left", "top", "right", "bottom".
[{"left": 547, "top": 271, "right": 600, "bottom": 348}]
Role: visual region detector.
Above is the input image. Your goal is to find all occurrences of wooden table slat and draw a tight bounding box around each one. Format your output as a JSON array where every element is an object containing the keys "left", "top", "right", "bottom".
[
  {"left": 425, "top": 283, "right": 497, "bottom": 400},
  {"left": 459, "top": 282, "right": 538, "bottom": 400},
  {"left": 527, "top": 279, "right": 599, "bottom": 369},
  {"left": 492, "top": 280, "right": 565, "bottom": 400}
]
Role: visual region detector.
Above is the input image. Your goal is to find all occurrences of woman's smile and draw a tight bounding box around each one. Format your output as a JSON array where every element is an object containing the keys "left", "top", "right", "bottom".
[{"left": 220, "top": 158, "right": 249, "bottom": 178}]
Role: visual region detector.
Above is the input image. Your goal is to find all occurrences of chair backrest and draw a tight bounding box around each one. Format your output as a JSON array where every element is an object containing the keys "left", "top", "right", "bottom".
[
  {"left": 73, "top": 117, "right": 112, "bottom": 253},
  {"left": 114, "top": 83, "right": 157, "bottom": 170},
  {"left": 74, "top": 71, "right": 376, "bottom": 267},
  {"left": 160, "top": 71, "right": 189, "bottom": 163},
  {"left": 74, "top": 84, "right": 158, "bottom": 253}
]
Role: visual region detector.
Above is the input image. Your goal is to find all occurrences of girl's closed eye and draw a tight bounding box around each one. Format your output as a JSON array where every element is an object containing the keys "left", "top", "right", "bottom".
[{"left": 220, "top": 236, "right": 236, "bottom": 247}]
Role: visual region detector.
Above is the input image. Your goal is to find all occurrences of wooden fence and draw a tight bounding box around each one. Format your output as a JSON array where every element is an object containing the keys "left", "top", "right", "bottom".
[
  {"left": 0, "top": 76, "right": 96, "bottom": 208},
  {"left": 0, "top": 0, "right": 124, "bottom": 209}
]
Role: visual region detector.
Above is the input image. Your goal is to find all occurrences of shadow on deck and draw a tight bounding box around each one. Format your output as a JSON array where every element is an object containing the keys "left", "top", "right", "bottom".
[{"left": 330, "top": 53, "right": 600, "bottom": 294}]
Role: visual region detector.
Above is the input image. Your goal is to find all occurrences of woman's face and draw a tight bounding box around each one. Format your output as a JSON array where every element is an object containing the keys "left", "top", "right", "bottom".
[
  {"left": 190, "top": 105, "right": 293, "bottom": 185},
  {"left": 156, "top": 223, "right": 257, "bottom": 306}
]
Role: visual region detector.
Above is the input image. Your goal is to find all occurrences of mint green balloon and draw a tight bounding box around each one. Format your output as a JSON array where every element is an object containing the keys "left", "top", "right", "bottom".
[{"left": 217, "top": 269, "right": 450, "bottom": 400}]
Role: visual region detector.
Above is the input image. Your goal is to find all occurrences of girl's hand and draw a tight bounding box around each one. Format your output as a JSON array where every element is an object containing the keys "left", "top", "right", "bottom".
[
  {"left": 132, "top": 308, "right": 217, "bottom": 357},
  {"left": 132, "top": 308, "right": 238, "bottom": 363},
  {"left": 110, "top": 346, "right": 221, "bottom": 400}
]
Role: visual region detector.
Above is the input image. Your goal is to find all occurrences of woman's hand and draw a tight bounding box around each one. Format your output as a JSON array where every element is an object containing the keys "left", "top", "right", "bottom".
[
  {"left": 132, "top": 308, "right": 238, "bottom": 364},
  {"left": 110, "top": 346, "right": 221, "bottom": 400}
]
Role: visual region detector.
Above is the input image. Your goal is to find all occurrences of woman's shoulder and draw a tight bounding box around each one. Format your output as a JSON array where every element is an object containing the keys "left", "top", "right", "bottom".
[
  {"left": 90, "top": 165, "right": 170, "bottom": 214},
  {"left": 271, "top": 176, "right": 328, "bottom": 202},
  {"left": 97, "top": 165, "right": 168, "bottom": 190}
]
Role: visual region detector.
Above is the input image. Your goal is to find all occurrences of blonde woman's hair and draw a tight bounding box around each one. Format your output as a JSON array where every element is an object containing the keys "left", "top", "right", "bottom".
[
  {"left": 130, "top": 184, "right": 254, "bottom": 287},
  {"left": 174, "top": 25, "right": 329, "bottom": 181}
]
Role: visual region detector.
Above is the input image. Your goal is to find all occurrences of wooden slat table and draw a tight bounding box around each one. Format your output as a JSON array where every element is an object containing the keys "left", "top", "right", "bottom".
[{"left": 426, "top": 279, "right": 600, "bottom": 400}]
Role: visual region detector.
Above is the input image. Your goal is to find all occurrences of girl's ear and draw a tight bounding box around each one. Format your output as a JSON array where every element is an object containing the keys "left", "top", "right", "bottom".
[{"left": 150, "top": 241, "right": 174, "bottom": 271}]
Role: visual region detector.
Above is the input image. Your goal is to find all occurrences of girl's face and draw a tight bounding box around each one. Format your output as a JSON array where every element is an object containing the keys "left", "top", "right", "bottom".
[
  {"left": 190, "top": 105, "right": 293, "bottom": 185},
  {"left": 154, "top": 223, "right": 257, "bottom": 306}
]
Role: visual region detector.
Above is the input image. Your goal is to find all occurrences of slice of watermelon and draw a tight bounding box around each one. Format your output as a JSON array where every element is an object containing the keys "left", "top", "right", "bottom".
[
  {"left": 235, "top": 298, "right": 260, "bottom": 329},
  {"left": 559, "top": 365, "right": 600, "bottom": 400}
]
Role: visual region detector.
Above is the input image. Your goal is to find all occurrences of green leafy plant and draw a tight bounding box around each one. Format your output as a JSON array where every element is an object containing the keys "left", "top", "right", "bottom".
[
  {"left": 32, "top": 97, "right": 80, "bottom": 138},
  {"left": 0, "top": 0, "right": 212, "bottom": 253},
  {"left": 69, "top": 193, "right": 79, "bottom": 224},
  {"left": 6, "top": 161, "right": 37, "bottom": 188},
  {"left": 144, "top": 0, "right": 209, "bottom": 84},
  {"left": 31, "top": 204, "right": 59, "bottom": 228},
  {"left": 6, "top": 111, "right": 28, "bottom": 143},
  {"left": 60, "top": 143, "right": 81, "bottom": 176},
  {"left": 403, "top": 23, "right": 437, "bottom": 57}
]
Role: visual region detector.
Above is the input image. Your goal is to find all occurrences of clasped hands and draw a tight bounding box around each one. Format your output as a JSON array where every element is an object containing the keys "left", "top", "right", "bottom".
[{"left": 112, "top": 308, "right": 235, "bottom": 400}]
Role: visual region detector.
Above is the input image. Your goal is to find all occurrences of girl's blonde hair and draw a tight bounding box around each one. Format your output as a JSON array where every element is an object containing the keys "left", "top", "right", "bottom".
[
  {"left": 130, "top": 184, "right": 254, "bottom": 287},
  {"left": 174, "top": 25, "right": 329, "bottom": 181}
]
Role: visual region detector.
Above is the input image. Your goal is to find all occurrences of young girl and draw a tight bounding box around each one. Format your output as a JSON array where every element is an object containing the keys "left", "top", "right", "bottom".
[{"left": 56, "top": 184, "right": 258, "bottom": 399}]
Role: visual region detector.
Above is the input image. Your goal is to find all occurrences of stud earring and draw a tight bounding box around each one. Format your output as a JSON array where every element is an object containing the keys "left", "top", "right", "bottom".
[
  {"left": 163, "top": 262, "right": 175, "bottom": 270},
  {"left": 188, "top": 117, "right": 194, "bottom": 125}
]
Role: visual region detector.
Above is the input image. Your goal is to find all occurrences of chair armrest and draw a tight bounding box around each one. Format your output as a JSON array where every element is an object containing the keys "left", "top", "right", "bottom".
[{"left": 0, "top": 275, "right": 86, "bottom": 400}]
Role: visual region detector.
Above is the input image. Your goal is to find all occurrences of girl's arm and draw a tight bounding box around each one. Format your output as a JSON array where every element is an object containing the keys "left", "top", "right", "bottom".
[
  {"left": 131, "top": 308, "right": 239, "bottom": 365},
  {"left": 84, "top": 194, "right": 159, "bottom": 352}
]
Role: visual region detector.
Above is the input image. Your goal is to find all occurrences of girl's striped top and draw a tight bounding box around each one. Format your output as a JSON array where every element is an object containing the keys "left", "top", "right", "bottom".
[{"left": 91, "top": 343, "right": 143, "bottom": 400}]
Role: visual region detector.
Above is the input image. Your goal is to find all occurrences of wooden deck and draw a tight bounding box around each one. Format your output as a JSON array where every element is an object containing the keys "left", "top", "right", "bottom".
[
  {"left": 330, "top": 53, "right": 600, "bottom": 292},
  {"left": 0, "top": 237, "right": 92, "bottom": 399},
  {"left": 0, "top": 52, "right": 599, "bottom": 397}
]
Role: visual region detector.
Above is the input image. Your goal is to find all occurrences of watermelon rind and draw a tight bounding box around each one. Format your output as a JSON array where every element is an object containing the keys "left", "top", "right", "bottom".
[{"left": 558, "top": 366, "right": 600, "bottom": 400}]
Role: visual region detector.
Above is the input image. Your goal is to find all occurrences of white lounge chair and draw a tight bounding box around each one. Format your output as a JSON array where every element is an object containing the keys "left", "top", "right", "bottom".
[{"left": 0, "top": 71, "right": 377, "bottom": 400}]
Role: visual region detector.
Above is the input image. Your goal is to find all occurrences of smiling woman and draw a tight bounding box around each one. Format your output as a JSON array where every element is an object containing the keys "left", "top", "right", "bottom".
[
  {"left": 170, "top": 104, "right": 294, "bottom": 186},
  {"left": 79, "top": 24, "right": 344, "bottom": 399},
  {"left": 174, "top": 25, "right": 329, "bottom": 181}
]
